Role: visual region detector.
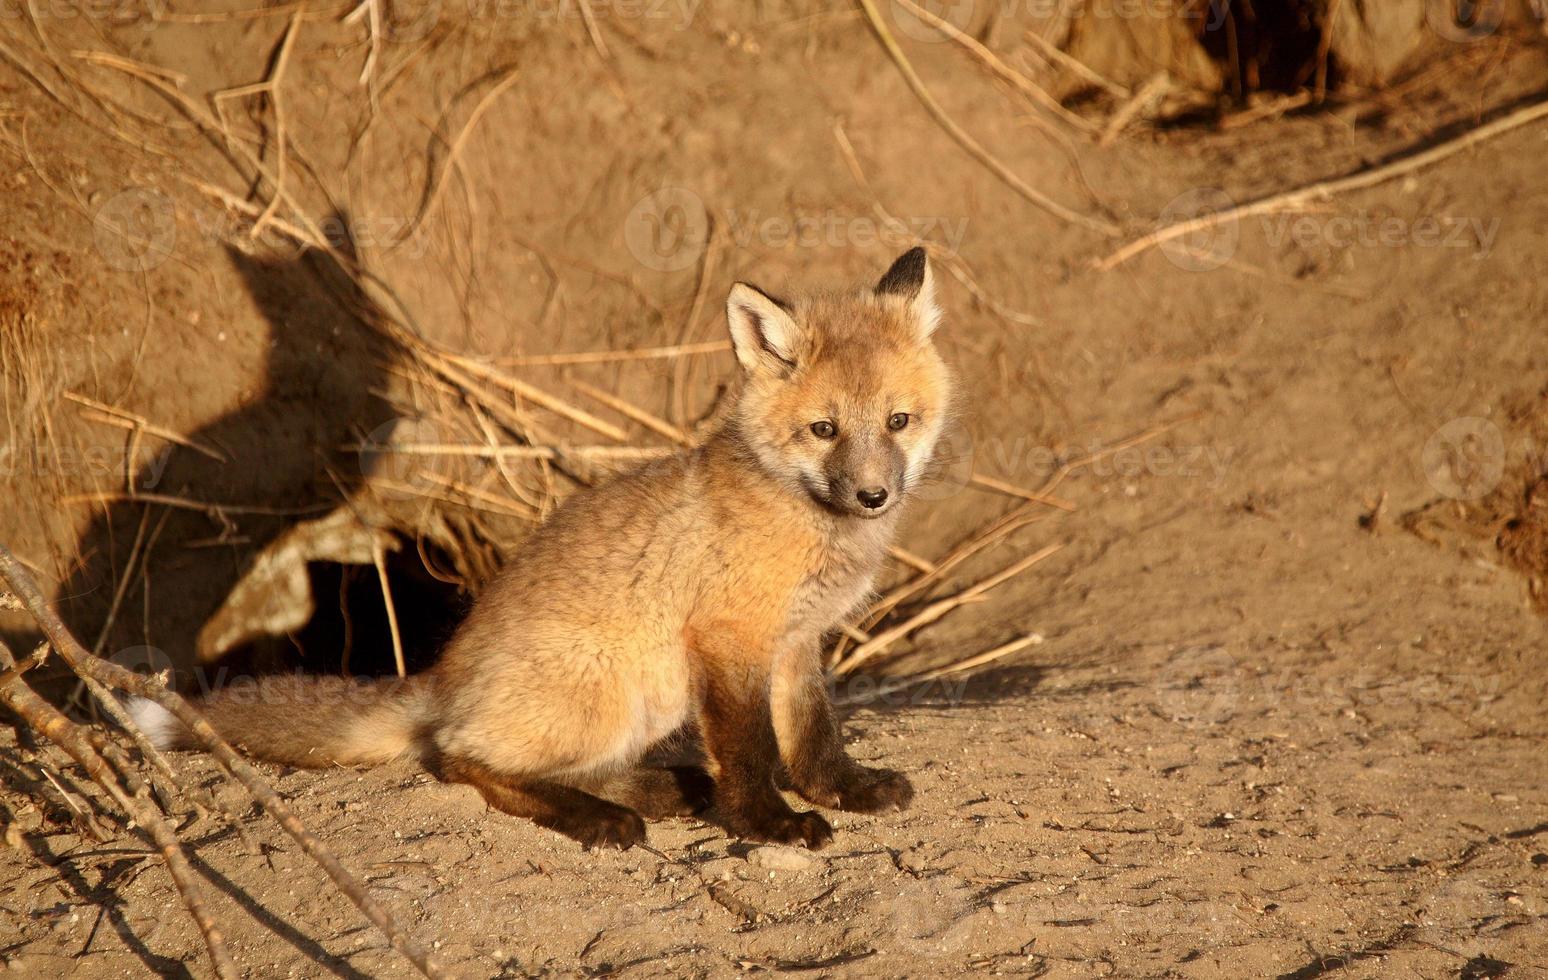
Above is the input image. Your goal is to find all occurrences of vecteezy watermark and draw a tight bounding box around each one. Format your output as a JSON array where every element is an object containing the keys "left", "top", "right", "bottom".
[
  {"left": 0, "top": 442, "right": 174, "bottom": 489},
  {"left": 374, "top": 0, "right": 703, "bottom": 44},
  {"left": 888, "top": 876, "right": 976, "bottom": 955},
  {"left": 357, "top": 416, "right": 453, "bottom": 502},
  {"left": 975, "top": 435, "right": 1234, "bottom": 488},
  {"left": 467, "top": 0, "right": 700, "bottom": 29},
  {"left": 94, "top": 188, "right": 178, "bottom": 273},
  {"left": 1259, "top": 211, "right": 1501, "bottom": 256},
  {"left": 1154, "top": 645, "right": 1505, "bottom": 729},
  {"left": 624, "top": 186, "right": 712, "bottom": 272},
  {"left": 913, "top": 424, "right": 976, "bottom": 503},
  {"left": 1155, "top": 644, "right": 1240, "bottom": 727},
  {"left": 623, "top": 186, "right": 969, "bottom": 271},
  {"left": 1155, "top": 187, "right": 1502, "bottom": 272},
  {"left": 890, "top": 0, "right": 1234, "bottom": 43},
  {"left": 0, "top": 0, "right": 168, "bottom": 27},
  {"left": 1157, "top": 188, "right": 1240, "bottom": 272},
  {"left": 889, "top": 0, "right": 976, "bottom": 43},
  {"left": 1425, "top": 0, "right": 1506, "bottom": 42},
  {"left": 1421, "top": 417, "right": 1506, "bottom": 501},
  {"left": 724, "top": 208, "right": 969, "bottom": 257}
]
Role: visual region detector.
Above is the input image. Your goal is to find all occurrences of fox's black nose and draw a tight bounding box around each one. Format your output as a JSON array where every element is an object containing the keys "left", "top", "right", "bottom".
[{"left": 856, "top": 487, "right": 889, "bottom": 509}]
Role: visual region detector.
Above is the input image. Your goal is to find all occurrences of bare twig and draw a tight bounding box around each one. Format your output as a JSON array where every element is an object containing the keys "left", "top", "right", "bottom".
[
  {"left": 1098, "top": 71, "right": 1169, "bottom": 146},
  {"left": 0, "top": 642, "right": 237, "bottom": 980},
  {"left": 403, "top": 68, "right": 521, "bottom": 243},
  {"left": 0, "top": 545, "right": 445, "bottom": 979},
  {"left": 1022, "top": 29, "right": 1129, "bottom": 99},
  {"left": 905, "top": 631, "right": 1045, "bottom": 682},
  {"left": 496, "top": 340, "right": 731, "bottom": 367},
  {"left": 834, "top": 542, "right": 1063, "bottom": 674},
  {"left": 969, "top": 473, "right": 1075, "bottom": 511},
  {"left": 372, "top": 537, "right": 406, "bottom": 678},
  {"left": 853, "top": 0, "right": 1118, "bottom": 236},
  {"left": 891, "top": 0, "right": 1095, "bottom": 135},
  {"left": 66, "top": 391, "right": 227, "bottom": 462}
]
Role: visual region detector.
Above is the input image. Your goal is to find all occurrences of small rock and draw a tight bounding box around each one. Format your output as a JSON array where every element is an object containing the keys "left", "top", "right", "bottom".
[{"left": 745, "top": 845, "right": 816, "bottom": 872}]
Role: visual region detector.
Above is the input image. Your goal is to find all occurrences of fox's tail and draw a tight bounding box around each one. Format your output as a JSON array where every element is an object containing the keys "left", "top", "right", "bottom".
[{"left": 127, "top": 674, "right": 436, "bottom": 768}]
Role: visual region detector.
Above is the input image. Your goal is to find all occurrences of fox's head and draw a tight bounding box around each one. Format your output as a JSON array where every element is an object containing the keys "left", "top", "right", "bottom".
[{"left": 725, "top": 247, "right": 953, "bottom": 520}]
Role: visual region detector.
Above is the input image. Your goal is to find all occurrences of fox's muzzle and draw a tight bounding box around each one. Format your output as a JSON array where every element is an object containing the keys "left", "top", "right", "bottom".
[{"left": 822, "top": 434, "right": 906, "bottom": 518}]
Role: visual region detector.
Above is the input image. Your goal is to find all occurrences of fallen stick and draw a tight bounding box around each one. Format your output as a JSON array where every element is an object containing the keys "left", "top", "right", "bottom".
[
  {"left": 495, "top": 340, "right": 731, "bottom": 367},
  {"left": 834, "top": 542, "right": 1063, "bottom": 675},
  {"left": 569, "top": 378, "right": 692, "bottom": 445},
  {"left": 438, "top": 352, "right": 631, "bottom": 442},
  {"left": 66, "top": 391, "right": 228, "bottom": 462},
  {"left": 403, "top": 67, "right": 522, "bottom": 242},
  {"left": 0, "top": 545, "right": 444, "bottom": 979},
  {"left": 1096, "top": 95, "right": 1548, "bottom": 269},
  {"left": 969, "top": 472, "right": 1075, "bottom": 511},
  {"left": 0, "top": 642, "right": 237, "bottom": 980},
  {"left": 1098, "top": 70, "right": 1169, "bottom": 146},
  {"left": 853, "top": 0, "right": 1118, "bottom": 236},
  {"left": 1021, "top": 29, "right": 1129, "bottom": 99},
  {"left": 891, "top": 0, "right": 1095, "bottom": 135},
  {"left": 906, "top": 631, "right": 1044, "bottom": 683},
  {"left": 347, "top": 442, "right": 673, "bottom": 461}
]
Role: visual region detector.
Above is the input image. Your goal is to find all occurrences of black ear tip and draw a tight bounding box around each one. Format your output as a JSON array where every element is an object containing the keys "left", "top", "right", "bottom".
[{"left": 877, "top": 246, "right": 929, "bottom": 297}]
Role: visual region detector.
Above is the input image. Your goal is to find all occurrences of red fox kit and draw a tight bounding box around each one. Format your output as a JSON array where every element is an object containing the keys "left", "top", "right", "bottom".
[{"left": 132, "top": 247, "right": 954, "bottom": 850}]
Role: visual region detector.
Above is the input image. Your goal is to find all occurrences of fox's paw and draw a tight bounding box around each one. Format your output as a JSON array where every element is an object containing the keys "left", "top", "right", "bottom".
[
  {"left": 545, "top": 804, "right": 647, "bottom": 851},
  {"left": 732, "top": 808, "right": 834, "bottom": 850},
  {"left": 826, "top": 767, "right": 914, "bottom": 814}
]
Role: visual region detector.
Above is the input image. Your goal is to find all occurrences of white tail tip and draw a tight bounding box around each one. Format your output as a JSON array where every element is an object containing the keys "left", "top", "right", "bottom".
[{"left": 125, "top": 697, "right": 178, "bottom": 748}]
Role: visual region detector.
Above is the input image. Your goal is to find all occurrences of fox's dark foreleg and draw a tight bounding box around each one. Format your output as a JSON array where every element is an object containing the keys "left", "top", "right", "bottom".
[
  {"left": 436, "top": 754, "right": 646, "bottom": 850},
  {"left": 698, "top": 657, "right": 833, "bottom": 849},
  {"left": 771, "top": 643, "right": 914, "bottom": 814},
  {"left": 586, "top": 766, "right": 715, "bottom": 819}
]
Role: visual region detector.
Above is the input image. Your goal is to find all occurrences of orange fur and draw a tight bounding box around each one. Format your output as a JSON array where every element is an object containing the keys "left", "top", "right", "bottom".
[{"left": 139, "top": 248, "right": 954, "bottom": 850}]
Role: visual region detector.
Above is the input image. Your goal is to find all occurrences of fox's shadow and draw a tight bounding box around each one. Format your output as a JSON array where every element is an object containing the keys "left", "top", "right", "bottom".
[{"left": 18, "top": 240, "right": 407, "bottom": 696}]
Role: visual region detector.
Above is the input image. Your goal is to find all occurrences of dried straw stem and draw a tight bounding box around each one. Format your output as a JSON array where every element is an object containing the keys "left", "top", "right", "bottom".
[
  {"left": 852, "top": 0, "right": 1118, "bottom": 236},
  {"left": 891, "top": 0, "right": 1095, "bottom": 135},
  {"left": 0, "top": 545, "right": 445, "bottom": 979},
  {"left": 0, "top": 642, "right": 237, "bottom": 980},
  {"left": 834, "top": 542, "right": 1063, "bottom": 675}
]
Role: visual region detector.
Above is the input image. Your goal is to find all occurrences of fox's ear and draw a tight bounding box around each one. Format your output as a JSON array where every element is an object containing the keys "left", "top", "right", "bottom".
[
  {"left": 726, "top": 282, "right": 802, "bottom": 376},
  {"left": 876, "top": 246, "right": 941, "bottom": 340}
]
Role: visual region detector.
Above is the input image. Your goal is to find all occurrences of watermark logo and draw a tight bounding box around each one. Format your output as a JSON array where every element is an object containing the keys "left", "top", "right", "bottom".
[
  {"left": 624, "top": 186, "right": 710, "bottom": 272},
  {"left": 1421, "top": 417, "right": 1505, "bottom": 501},
  {"left": 375, "top": 0, "right": 442, "bottom": 42},
  {"left": 94, "top": 188, "right": 177, "bottom": 273},
  {"left": 890, "top": 0, "right": 975, "bottom": 43},
  {"left": 889, "top": 876, "right": 975, "bottom": 955},
  {"left": 1157, "top": 188, "right": 1238, "bottom": 272},
  {"left": 1155, "top": 644, "right": 1239, "bottom": 726},
  {"left": 358, "top": 416, "right": 452, "bottom": 501},
  {"left": 1260, "top": 210, "right": 1500, "bottom": 256},
  {"left": 913, "top": 423, "right": 975, "bottom": 502},
  {"left": 1425, "top": 0, "right": 1504, "bottom": 42},
  {"left": 724, "top": 208, "right": 968, "bottom": 256},
  {"left": 108, "top": 644, "right": 175, "bottom": 678}
]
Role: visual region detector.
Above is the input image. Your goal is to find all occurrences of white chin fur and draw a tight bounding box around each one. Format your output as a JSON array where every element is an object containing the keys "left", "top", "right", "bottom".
[{"left": 125, "top": 697, "right": 178, "bottom": 749}]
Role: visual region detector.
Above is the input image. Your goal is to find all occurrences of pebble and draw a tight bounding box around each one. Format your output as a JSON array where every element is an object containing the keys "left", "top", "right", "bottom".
[{"left": 745, "top": 845, "right": 817, "bottom": 872}]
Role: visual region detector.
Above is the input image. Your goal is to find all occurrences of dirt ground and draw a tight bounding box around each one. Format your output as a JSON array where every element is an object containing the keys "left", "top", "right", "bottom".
[{"left": 2, "top": 2, "right": 1547, "bottom": 977}]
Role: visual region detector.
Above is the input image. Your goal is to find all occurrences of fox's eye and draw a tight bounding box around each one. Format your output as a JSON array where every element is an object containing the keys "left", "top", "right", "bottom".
[
  {"left": 810, "top": 420, "right": 837, "bottom": 440},
  {"left": 888, "top": 412, "right": 910, "bottom": 431}
]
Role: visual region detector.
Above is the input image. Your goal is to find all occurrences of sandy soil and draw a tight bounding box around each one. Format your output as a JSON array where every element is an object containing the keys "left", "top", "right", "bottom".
[{"left": 2, "top": 3, "right": 1547, "bottom": 977}]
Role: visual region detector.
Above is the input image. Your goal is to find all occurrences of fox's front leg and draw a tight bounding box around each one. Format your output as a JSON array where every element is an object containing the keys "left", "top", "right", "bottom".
[
  {"left": 771, "top": 641, "right": 914, "bottom": 813},
  {"left": 698, "top": 656, "right": 833, "bottom": 849}
]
